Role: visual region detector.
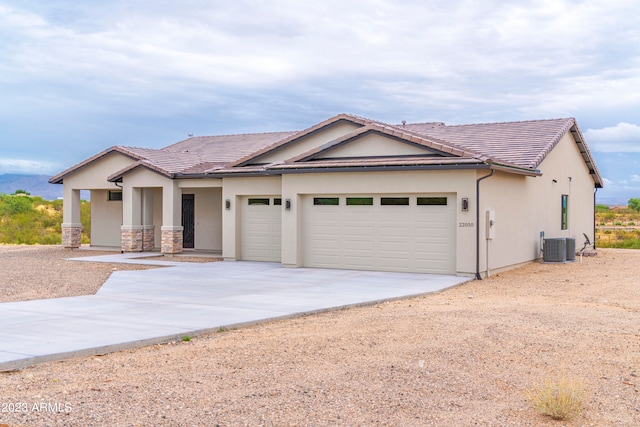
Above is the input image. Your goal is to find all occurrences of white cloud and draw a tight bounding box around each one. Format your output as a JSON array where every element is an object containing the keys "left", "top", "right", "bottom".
[
  {"left": 3, "top": 0, "right": 639, "bottom": 96},
  {"left": 1, "top": 0, "right": 640, "bottom": 183},
  {"left": 585, "top": 123, "right": 640, "bottom": 152},
  {"left": 0, "top": 158, "right": 58, "bottom": 174}
]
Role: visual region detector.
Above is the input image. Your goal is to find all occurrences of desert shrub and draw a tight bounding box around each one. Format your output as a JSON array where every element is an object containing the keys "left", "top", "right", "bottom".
[
  {"left": 1, "top": 194, "right": 34, "bottom": 215},
  {"left": 527, "top": 376, "right": 587, "bottom": 420}
]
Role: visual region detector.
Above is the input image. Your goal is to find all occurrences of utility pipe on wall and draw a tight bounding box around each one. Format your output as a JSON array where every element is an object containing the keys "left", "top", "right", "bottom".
[{"left": 475, "top": 169, "right": 494, "bottom": 280}]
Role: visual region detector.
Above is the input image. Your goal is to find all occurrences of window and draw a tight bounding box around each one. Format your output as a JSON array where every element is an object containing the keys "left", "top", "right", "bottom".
[
  {"left": 561, "top": 195, "right": 568, "bottom": 230},
  {"left": 108, "top": 190, "right": 122, "bottom": 201},
  {"left": 248, "top": 198, "right": 270, "bottom": 205},
  {"left": 417, "top": 197, "right": 447, "bottom": 206},
  {"left": 381, "top": 197, "right": 409, "bottom": 206},
  {"left": 346, "top": 197, "right": 373, "bottom": 206},
  {"left": 274, "top": 198, "right": 282, "bottom": 206},
  {"left": 314, "top": 197, "right": 339, "bottom": 205}
]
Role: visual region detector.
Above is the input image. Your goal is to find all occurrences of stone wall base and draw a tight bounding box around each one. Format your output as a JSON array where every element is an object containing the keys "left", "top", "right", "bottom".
[
  {"left": 62, "top": 223, "right": 82, "bottom": 248},
  {"left": 121, "top": 226, "right": 143, "bottom": 252},
  {"left": 142, "top": 225, "right": 155, "bottom": 251},
  {"left": 161, "top": 226, "right": 183, "bottom": 254}
]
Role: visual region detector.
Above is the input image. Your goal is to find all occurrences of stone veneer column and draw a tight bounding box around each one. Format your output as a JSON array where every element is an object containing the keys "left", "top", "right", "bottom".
[
  {"left": 121, "top": 226, "right": 143, "bottom": 252},
  {"left": 142, "top": 225, "right": 155, "bottom": 251},
  {"left": 161, "top": 226, "right": 184, "bottom": 254},
  {"left": 62, "top": 223, "right": 82, "bottom": 248}
]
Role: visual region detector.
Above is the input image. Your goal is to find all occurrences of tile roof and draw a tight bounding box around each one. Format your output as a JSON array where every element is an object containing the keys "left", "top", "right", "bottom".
[
  {"left": 164, "top": 131, "right": 297, "bottom": 164},
  {"left": 404, "top": 118, "right": 575, "bottom": 170},
  {"left": 49, "top": 115, "right": 602, "bottom": 188},
  {"left": 49, "top": 131, "right": 297, "bottom": 183}
]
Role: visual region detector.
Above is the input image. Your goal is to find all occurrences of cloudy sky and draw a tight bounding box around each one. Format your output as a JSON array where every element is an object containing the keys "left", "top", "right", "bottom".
[{"left": 0, "top": 0, "right": 638, "bottom": 204}]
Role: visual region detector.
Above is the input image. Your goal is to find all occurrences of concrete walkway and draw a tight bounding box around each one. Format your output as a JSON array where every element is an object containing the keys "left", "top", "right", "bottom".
[{"left": 0, "top": 255, "right": 470, "bottom": 371}]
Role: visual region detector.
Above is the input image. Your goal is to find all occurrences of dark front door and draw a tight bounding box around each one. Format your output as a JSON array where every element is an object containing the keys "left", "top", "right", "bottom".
[{"left": 182, "top": 194, "right": 195, "bottom": 249}]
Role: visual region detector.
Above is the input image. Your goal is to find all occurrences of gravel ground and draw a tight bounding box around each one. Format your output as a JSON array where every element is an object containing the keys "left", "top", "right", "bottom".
[{"left": 0, "top": 245, "right": 639, "bottom": 426}]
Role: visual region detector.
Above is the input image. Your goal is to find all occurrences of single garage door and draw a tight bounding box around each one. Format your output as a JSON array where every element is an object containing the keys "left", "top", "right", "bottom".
[
  {"left": 303, "top": 194, "right": 455, "bottom": 274},
  {"left": 241, "top": 196, "right": 282, "bottom": 262}
]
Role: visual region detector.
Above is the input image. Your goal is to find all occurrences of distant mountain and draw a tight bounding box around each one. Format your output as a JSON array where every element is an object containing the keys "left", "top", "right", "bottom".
[{"left": 0, "top": 174, "right": 63, "bottom": 200}]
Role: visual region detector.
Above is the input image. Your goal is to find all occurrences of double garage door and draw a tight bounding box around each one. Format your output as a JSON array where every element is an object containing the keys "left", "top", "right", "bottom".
[
  {"left": 303, "top": 194, "right": 455, "bottom": 274},
  {"left": 241, "top": 194, "right": 456, "bottom": 274}
]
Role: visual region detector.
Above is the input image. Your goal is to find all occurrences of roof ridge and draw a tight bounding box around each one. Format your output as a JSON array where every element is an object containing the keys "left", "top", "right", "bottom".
[
  {"left": 402, "top": 121, "right": 445, "bottom": 127},
  {"left": 441, "top": 117, "right": 574, "bottom": 128},
  {"left": 185, "top": 130, "right": 297, "bottom": 139}
]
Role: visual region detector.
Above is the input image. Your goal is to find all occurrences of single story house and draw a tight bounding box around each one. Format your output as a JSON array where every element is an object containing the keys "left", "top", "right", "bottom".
[{"left": 50, "top": 114, "right": 603, "bottom": 278}]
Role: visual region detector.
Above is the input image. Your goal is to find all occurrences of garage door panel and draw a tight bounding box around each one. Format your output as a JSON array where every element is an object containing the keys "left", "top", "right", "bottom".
[
  {"left": 311, "top": 238, "right": 340, "bottom": 251},
  {"left": 379, "top": 240, "right": 411, "bottom": 251},
  {"left": 304, "top": 194, "right": 455, "bottom": 274},
  {"left": 415, "top": 242, "right": 449, "bottom": 252},
  {"left": 241, "top": 197, "right": 282, "bottom": 262},
  {"left": 343, "top": 257, "right": 375, "bottom": 269},
  {"left": 378, "top": 259, "right": 411, "bottom": 269},
  {"left": 378, "top": 228, "right": 411, "bottom": 237},
  {"left": 311, "top": 255, "right": 342, "bottom": 266},
  {"left": 343, "top": 226, "right": 375, "bottom": 236},
  {"left": 344, "top": 242, "right": 375, "bottom": 252}
]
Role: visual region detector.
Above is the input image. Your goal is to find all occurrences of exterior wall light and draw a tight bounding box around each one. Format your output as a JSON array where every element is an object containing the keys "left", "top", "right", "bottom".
[
  {"left": 225, "top": 199, "right": 231, "bottom": 210},
  {"left": 285, "top": 199, "right": 291, "bottom": 210},
  {"left": 461, "top": 198, "right": 469, "bottom": 212}
]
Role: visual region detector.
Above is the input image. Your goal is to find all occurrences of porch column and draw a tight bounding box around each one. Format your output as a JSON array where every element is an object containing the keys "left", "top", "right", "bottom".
[
  {"left": 61, "top": 187, "right": 82, "bottom": 248},
  {"left": 161, "top": 181, "right": 183, "bottom": 254},
  {"left": 121, "top": 186, "right": 143, "bottom": 252},
  {"left": 142, "top": 188, "right": 155, "bottom": 251}
]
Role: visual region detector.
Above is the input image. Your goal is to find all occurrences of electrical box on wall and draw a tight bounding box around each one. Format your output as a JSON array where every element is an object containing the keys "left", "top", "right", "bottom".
[{"left": 486, "top": 210, "right": 496, "bottom": 239}]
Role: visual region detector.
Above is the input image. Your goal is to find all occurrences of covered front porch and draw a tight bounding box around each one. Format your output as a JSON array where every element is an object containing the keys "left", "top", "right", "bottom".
[{"left": 61, "top": 167, "right": 223, "bottom": 254}]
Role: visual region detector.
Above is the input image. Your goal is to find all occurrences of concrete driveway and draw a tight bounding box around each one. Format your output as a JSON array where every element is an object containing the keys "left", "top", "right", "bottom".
[{"left": 0, "top": 255, "right": 470, "bottom": 371}]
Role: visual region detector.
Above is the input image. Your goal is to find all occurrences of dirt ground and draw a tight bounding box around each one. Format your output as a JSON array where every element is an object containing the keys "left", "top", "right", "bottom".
[{"left": 0, "top": 245, "right": 638, "bottom": 426}]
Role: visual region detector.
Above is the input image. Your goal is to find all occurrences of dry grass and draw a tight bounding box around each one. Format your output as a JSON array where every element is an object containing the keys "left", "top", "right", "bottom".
[{"left": 527, "top": 375, "right": 588, "bottom": 420}]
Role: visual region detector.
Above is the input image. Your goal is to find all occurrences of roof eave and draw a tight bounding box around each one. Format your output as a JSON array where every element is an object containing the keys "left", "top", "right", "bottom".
[
  {"left": 107, "top": 161, "right": 174, "bottom": 182},
  {"left": 569, "top": 124, "right": 604, "bottom": 188},
  {"left": 49, "top": 146, "right": 142, "bottom": 184},
  {"left": 208, "top": 159, "right": 544, "bottom": 177}
]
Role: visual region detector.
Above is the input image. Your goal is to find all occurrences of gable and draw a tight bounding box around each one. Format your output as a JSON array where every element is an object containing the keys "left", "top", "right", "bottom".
[
  {"left": 314, "top": 132, "right": 447, "bottom": 159},
  {"left": 50, "top": 151, "right": 138, "bottom": 188},
  {"left": 539, "top": 132, "right": 594, "bottom": 182},
  {"left": 246, "top": 120, "right": 362, "bottom": 165}
]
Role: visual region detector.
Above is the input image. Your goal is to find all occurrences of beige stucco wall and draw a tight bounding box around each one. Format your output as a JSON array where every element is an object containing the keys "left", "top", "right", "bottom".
[
  {"left": 61, "top": 152, "right": 137, "bottom": 224},
  {"left": 90, "top": 190, "right": 123, "bottom": 247},
  {"left": 222, "top": 176, "right": 282, "bottom": 260},
  {"left": 256, "top": 122, "right": 361, "bottom": 164},
  {"left": 181, "top": 187, "right": 223, "bottom": 251},
  {"left": 477, "top": 132, "right": 596, "bottom": 276},
  {"left": 322, "top": 133, "right": 432, "bottom": 158}
]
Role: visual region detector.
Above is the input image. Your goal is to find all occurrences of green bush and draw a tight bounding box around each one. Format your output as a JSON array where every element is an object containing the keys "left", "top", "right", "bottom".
[
  {"left": 1, "top": 194, "right": 34, "bottom": 215},
  {"left": 0, "top": 194, "right": 89, "bottom": 245}
]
